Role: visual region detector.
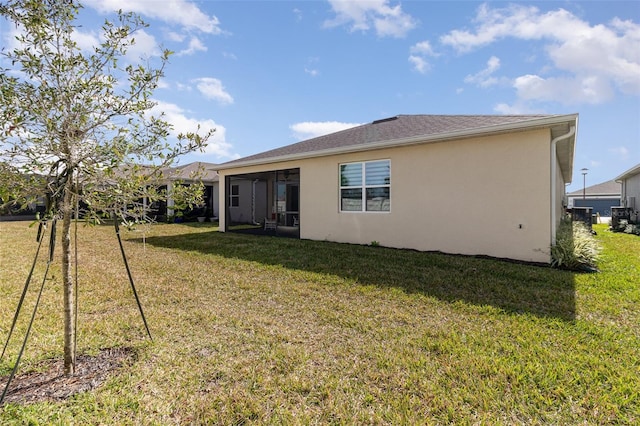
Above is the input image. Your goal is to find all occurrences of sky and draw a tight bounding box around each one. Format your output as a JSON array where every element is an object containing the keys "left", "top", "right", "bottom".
[{"left": 2, "top": 0, "right": 639, "bottom": 192}]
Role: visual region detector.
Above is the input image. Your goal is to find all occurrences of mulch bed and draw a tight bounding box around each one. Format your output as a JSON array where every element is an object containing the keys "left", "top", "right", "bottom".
[{"left": 1, "top": 347, "right": 135, "bottom": 405}]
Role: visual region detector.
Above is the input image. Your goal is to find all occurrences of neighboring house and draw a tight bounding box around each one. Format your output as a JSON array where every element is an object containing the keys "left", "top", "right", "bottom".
[
  {"left": 566, "top": 180, "right": 621, "bottom": 216},
  {"left": 216, "top": 114, "right": 578, "bottom": 263},
  {"left": 615, "top": 163, "right": 640, "bottom": 218},
  {"left": 155, "top": 161, "right": 220, "bottom": 221},
  {"left": 0, "top": 161, "right": 220, "bottom": 222}
]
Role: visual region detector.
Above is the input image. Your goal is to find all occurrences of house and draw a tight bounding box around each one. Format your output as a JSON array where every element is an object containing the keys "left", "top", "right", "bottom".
[
  {"left": 153, "top": 161, "right": 220, "bottom": 221},
  {"left": 566, "top": 180, "right": 621, "bottom": 217},
  {"left": 614, "top": 163, "right": 640, "bottom": 223},
  {"left": 215, "top": 114, "right": 578, "bottom": 263},
  {"left": 0, "top": 161, "right": 221, "bottom": 222},
  {"left": 615, "top": 163, "right": 640, "bottom": 210}
]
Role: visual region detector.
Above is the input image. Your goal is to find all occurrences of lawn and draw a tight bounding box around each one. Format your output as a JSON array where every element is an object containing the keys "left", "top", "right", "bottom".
[{"left": 0, "top": 221, "right": 638, "bottom": 424}]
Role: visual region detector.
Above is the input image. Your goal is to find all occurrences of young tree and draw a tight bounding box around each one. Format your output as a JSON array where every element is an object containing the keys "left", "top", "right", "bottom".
[{"left": 0, "top": 0, "right": 211, "bottom": 375}]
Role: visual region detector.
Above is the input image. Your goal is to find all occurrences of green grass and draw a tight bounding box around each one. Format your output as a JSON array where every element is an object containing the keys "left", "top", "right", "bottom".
[{"left": 1, "top": 222, "right": 638, "bottom": 424}]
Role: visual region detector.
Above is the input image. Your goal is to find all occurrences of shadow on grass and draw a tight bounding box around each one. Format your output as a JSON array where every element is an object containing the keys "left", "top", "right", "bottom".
[{"left": 138, "top": 231, "right": 575, "bottom": 321}]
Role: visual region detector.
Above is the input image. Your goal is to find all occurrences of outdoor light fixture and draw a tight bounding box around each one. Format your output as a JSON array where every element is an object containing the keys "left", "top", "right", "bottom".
[{"left": 581, "top": 168, "right": 588, "bottom": 200}]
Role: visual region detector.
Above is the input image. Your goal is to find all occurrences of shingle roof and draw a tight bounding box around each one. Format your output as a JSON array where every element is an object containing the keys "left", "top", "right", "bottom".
[
  {"left": 567, "top": 180, "right": 621, "bottom": 196},
  {"left": 173, "top": 161, "right": 219, "bottom": 181},
  {"left": 217, "top": 114, "right": 575, "bottom": 169},
  {"left": 157, "top": 161, "right": 219, "bottom": 182}
]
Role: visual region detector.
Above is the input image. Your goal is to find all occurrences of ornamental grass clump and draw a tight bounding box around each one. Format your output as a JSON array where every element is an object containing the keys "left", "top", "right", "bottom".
[{"left": 551, "top": 218, "right": 600, "bottom": 271}]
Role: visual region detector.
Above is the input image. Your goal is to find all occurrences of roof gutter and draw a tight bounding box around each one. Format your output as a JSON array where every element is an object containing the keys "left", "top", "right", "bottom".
[
  {"left": 550, "top": 124, "right": 576, "bottom": 246},
  {"left": 216, "top": 114, "right": 579, "bottom": 171}
]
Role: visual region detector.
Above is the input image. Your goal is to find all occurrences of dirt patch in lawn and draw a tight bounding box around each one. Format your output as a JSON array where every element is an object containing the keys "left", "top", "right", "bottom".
[{"left": 0, "top": 347, "right": 135, "bottom": 405}]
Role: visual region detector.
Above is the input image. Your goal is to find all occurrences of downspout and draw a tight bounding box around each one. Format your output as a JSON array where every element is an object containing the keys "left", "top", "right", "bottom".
[
  {"left": 614, "top": 178, "right": 625, "bottom": 207},
  {"left": 252, "top": 179, "right": 260, "bottom": 226},
  {"left": 550, "top": 125, "right": 576, "bottom": 246}
]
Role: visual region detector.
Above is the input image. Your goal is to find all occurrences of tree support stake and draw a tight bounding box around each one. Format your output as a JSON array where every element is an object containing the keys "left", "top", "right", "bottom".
[
  {"left": 114, "top": 221, "right": 153, "bottom": 341},
  {"left": 1, "top": 220, "right": 56, "bottom": 405}
]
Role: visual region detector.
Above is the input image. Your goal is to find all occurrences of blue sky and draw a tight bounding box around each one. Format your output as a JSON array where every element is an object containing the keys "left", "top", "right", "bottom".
[{"left": 3, "top": 1, "right": 639, "bottom": 192}]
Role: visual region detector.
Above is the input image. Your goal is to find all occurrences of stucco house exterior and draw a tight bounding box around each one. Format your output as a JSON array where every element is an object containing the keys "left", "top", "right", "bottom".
[
  {"left": 615, "top": 163, "right": 640, "bottom": 223},
  {"left": 216, "top": 114, "right": 578, "bottom": 263},
  {"left": 615, "top": 163, "right": 640, "bottom": 211}
]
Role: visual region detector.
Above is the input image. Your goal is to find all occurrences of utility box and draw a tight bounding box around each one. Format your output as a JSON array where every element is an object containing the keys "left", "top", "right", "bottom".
[
  {"left": 570, "top": 207, "right": 593, "bottom": 231},
  {"left": 611, "top": 206, "right": 632, "bottom": 228}
]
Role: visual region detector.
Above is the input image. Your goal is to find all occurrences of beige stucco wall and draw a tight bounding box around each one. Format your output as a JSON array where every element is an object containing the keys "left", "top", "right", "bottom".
[{"left": 219, "top": 128, "right": 555, "bottom": 263}]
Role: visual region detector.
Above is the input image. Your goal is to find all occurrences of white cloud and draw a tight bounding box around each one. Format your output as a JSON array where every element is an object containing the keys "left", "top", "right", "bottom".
[
  {"left": 408, "top": 40, "right": 437, "bottom": 74},
  {"left": 304, "top": 57, "right": 321, "bottom": 76},
  {"left": 1, "top": 25, "right": 21, "bottom": 52},
  {"left": 177, "top": 37, "right": 207, "bottom": 56},
  {"left": 193, "top": 78, "right": 234, "bottom": 105},
  {"left": 2, "top": 19, "right": 161, "bottom": 70},
  {"left": 166, "top": 31, "right": 185, "bottom": 42},
  {"left": 440, "top": 4, "right": 587, "bottom": 52},
  {"left": 126, "top": 29, "right": 162, "bottom": 60},
  {"left": 176, "top": 82, "right": 192, "bottom": 92},
  {"left": 493, "top": 102, "right": 541, "bottom": 115},
  {"left": 84, "top": 0, "right": 223, "bottom": 34},
  {"left": 71, "top": 29, "right": 101, "bottom": 51},
  {"left": 464, "top": 56, "right": 501, "bottom": 87},
  {"left": 150, "top": 101, "right": 236, "bottom": 159},
  {"left": 324, "top": 0, "right": 417, "bottom": 38},
  {"left": 408, "top": 55, "right": 429, "bottom": 74},
  {"left": 608, "top": 146, "right": 630, "bottom": 160},
  {"left": 305, "top": 68, "right": 320, "bottom": 77},
  {"left": 156, "top": 79, "right": 170, "bottom": 89},
  {"left": 410, "top": 40, "right": 436, "bottom": 56},
  {"left": 513, "top": 74, "right": 614, "bottom": 105},
  {"left": 293, "top": 8, "right": 303, "bottom": 22},
  {"left": 440, "top": 4, "right": 640, "bottom": 105},
  {"left": 290, "top": 121, "right": 361, "bottom": 140}
]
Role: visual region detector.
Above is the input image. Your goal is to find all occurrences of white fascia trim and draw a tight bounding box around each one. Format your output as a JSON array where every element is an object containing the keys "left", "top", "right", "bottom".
[
  {"left": 614, "top": 163, "right": 640, "bottom": 182},
  {"left": 216, "top": 114, "right": 579, "bottom": 171}
]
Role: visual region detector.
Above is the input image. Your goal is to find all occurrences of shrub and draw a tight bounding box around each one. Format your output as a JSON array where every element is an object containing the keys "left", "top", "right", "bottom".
[
  {"left": 551, "top": 219, "right": 600, "bottom": 271},
  {"left": 625, "top": 223, "right": 640, "bottom": 235},
  {"left": 611, "top": 219, "right": 640, "bottom": 236}
]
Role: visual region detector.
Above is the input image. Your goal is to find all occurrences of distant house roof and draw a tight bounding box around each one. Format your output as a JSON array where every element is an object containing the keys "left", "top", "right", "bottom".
[
  {"left": 217, "top": 114, "right": 578, "bottom": 182},
  {"left": 567, "top": 180, "right": 621, "bottom": 197},
  {"left": 615, "top": 163, "right": 640, "bottom": 182},
  {"left": 158, "top": 161, "right": 218, "bottom": 183},
  {"left": 172, "top": 161, "right": 219, "bottom": 182}
]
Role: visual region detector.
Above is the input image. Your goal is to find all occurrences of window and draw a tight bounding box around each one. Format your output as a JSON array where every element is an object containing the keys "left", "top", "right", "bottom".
[
  {"left": 340, "top": 160, "right": 390, "bottom": 212},
  {"left": 230, "top": 184, "right": 239, "bottom": 207}
]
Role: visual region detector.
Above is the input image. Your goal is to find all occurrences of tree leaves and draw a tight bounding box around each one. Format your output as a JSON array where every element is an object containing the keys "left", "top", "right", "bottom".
[{"left": 0, "top": 0, "right": 212, "bottom": 221}]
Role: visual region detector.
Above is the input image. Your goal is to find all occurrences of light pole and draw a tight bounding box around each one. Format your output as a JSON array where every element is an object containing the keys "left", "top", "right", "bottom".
[{"left": 581, "top": 168, "right": 588, "bottom": 200}]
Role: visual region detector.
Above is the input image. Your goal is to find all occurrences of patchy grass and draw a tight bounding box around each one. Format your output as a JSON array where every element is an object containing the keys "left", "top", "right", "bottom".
[{"left": 1, "top": 221, "right": 638, "bottom": 424}]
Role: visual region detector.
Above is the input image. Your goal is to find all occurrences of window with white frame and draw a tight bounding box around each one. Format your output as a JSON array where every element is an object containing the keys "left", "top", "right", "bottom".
[
  {"left": 340, "top": 160, "right": 390, "bottom": 212},
  {"left": 230, "top": 184, "right": 239, "bottom": 207}
]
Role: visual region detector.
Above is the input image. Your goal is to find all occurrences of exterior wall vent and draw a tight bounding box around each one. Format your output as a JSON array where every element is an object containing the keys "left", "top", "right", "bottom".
[{"left": 372, "top": 116, "right": 399, "bottom": 125}]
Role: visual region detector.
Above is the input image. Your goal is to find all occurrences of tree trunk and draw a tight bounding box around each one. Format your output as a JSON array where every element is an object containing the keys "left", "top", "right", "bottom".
[{"left": 61, "top": 186, "right": 76, "bottom": 376}]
